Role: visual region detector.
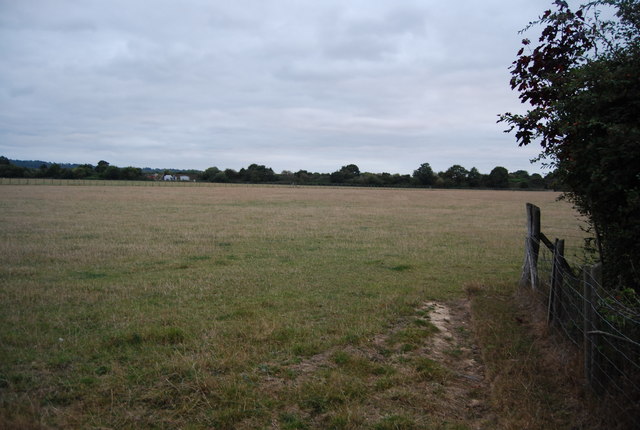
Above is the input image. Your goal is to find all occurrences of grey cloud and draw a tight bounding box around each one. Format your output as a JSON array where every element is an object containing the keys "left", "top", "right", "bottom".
[{"left": 0, "top": 0, "right": 553, "bottom": 174}]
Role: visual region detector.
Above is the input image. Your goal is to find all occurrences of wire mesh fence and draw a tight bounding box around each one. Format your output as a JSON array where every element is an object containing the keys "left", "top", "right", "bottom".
[{"left": 522, "top": 203, "right": 640, "bottom": 427}]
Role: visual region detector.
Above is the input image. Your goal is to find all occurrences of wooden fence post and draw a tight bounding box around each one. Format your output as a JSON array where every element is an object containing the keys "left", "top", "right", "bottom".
[
  {"left": 583, "top": 263, "right": 603, "bottom": 393},
  {"left": 520, "top": 203, "right": 541, "bottom": 289}
]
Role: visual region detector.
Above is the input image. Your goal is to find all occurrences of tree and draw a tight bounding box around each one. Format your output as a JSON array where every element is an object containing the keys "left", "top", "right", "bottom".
[
  {"left": 330, "top": 164, "right": 361, "bottom": 183},
  {"left": 529, "top": 173, "right": 546, "bottom": 189},
  {"left": 467, "top": 167, "right": 483, "bottom": 187},
  {"left": 510, "top": 170, "right": 531, "bottom": 188},
  {"left": 96, "top": 160, "right": 110, "bottom": 174},
  {"left": 120, "top": 166, "right": 143, "bottom": 180},
  {"left": 486, "top": 166, "right": 509, "bottom": 188},
  {"left": 500, "top": 0, "right": 640, "bottom": 290},
  {"left": 412, "top": 163, "right": 436, "bottom": 186},
  {"left": 353, "top": 172, "right": 383, "bottom": 186},
  {"left": 224, "top": 168, "right": 240, "bottom": 181},
  {"left": 212, "top": 171, "right": 229, "bottom": 182},
  {"left": 0, "top": 163, "right": 26, "bottom": 178},
  {"left": 102, "top": 165, "right": 122, "bottom": 180},
  {"left": 441, "top": 165, "right": 469, "bottom": 188},
  {"left": 201, "top": 167, "right": 221, "bottom": 182},
  {"left": 45, "top": 163, "right": 62, "bottom": 178},
  {"left": 294, "top": 170, "right": 312, "bottom": 184},
  {"left": 239, "top": 164, "right": 276, "bottom": 183},
  {"left": 72, "top": 165, "right": 94, "bottom": 179}
]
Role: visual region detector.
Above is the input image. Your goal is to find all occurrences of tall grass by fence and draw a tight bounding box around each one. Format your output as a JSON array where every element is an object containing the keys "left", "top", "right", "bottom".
[{"left": 521, "top": 203, "right": 640, "bottom": 427}]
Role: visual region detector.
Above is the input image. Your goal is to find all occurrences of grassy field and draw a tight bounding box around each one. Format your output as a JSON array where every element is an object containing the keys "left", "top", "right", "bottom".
[{"left": 0, "top": 184, "right": 582, "bottom": 428}]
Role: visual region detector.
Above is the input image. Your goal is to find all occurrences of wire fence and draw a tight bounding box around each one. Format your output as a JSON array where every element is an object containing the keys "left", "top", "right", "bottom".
[{"left": 521, "top": 203, "right": 640, "bottom": 427}]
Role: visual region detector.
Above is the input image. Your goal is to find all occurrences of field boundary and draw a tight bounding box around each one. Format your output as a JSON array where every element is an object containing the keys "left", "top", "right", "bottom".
[{"left": 520, "top": 203, "right": 640, "bottom": 427}]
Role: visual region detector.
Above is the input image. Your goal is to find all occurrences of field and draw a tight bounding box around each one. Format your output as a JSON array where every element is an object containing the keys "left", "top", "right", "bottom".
[{"left": 0, "top": 184, "right": 582, "bottom": 428}]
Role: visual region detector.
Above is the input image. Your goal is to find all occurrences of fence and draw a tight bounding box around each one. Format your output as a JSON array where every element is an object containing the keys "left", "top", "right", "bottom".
[{"left": 521, "top": 203, "right": 640, "bottom": 426}]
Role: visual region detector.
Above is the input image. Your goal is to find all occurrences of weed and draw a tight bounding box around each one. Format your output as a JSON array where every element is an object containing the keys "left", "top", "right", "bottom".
[
  {"left": 388, "top": 325, "right": 438, "bottom": 347},
  {"left": 374, "top": 414, "right": 417, "bottom": 430},
  {"left": 292, "top": 342, "right": 321, "bottom": 357},
  {"left": 445, "top": 347, "right": 463, "bottom": 358},
  {"left": 390, "top": 264, "right": 413, "bottom": 272},
  {"left": 413, "top": 357, "right": 450, "bottom": 382},
  {"left": 299, "top": 372, "right": 367, "bottom": 414},
  {"left": 412, "top": 318, "right": 432, "bottom": 327},
  {"left": 331, "top": 351, "right": 351, "bottom": 366},
  {"left": 280, "top": 412, "right": 309, "bottom": 430}
]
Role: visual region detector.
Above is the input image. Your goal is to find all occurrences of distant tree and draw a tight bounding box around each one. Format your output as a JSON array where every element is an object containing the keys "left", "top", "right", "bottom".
[
  {"left": 529, "top": 173, "right": 546, "bottom": 189},
  {"left": 120, "top": 167, "right": 143, "bottom": 180},
  {"left": 342, "top": 164, "right": 360, "bottom": 177},
  {"left": 35, "top": 164, "right": 47, "bottom": 178},
  {"left": 412, "top": 163, "right": 436, "bottom": 186},
  {"left": 294, "top": 170, "right": 312, "bottom": 184},
  {"left": 509, "top": 170, "right": 531, "bottom": 188},
  {"left": 399, "top": 174, "right": 413, "bottom": 186},
  {"left": 96, "top": 160, "right": 110, "bottom": 174},
  {"left": 240, "top": 164, "right": 276, "bottom": 183},
  {"left": 279, "top": 170, "right": 295, "bottom": 183},
  {"left": 102, "top": 165, "right": 122, "bottom": 180},
  {"left": 353, "top": 172, "right": 384, "bottom": 186},
  {"left": 486, "top": 166, "right": 509, "bottom": 188},
  {"left": 543, "top": 170, "right": 566, "bottom": 191},
  {"left": 72, "top": 165, "right": 94, "bottom": 179},
  {"left": 510, "top": 170, "right": 530, "bottom": 180},
  {"left": 0, "top": 163, "right": 26, "bottom": 178},
  {"left": 201, "top": 167, "right": 221, "bottom": 182},
  {"left": 60, "top": 168, "right": 75, "bottom": 179},
  {"left": 0, "top": 156, "right": 28, "bottom": 178},
  {"left": 45, "top": 163, "right": 62, "bottom": 178},
  {"left": 330, "top": 164, "right": 361, "bottom": 183},
  {"left": 467, "top": 167, "right": 483, "bottom": 187},
  {"left": 224, "top": 168, "right": 240, "bottom": 181},
  {"left": 442, "top": 165, "right": 469, "bottom": 188},
  {"left": 212, "top": 171, "right": 229, "bottom": 182}
]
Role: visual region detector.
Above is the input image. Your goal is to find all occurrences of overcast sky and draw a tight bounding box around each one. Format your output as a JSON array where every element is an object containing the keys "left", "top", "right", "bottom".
[{"left": 1, "top": 0, "right": 559, "bottom": 174}]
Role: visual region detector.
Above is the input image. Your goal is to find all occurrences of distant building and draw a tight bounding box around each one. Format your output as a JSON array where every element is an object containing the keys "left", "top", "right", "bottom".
[
  {"left": 163, "top": 174, "right": 175, "bottom": 181},
  {"left": 179, "top": 175, "right": 191, "bottom": 181}
]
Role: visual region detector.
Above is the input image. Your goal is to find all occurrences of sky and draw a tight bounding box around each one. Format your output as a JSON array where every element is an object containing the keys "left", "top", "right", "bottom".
[{"left": 0, "top": 0, "right": 559, "bottom": 175}]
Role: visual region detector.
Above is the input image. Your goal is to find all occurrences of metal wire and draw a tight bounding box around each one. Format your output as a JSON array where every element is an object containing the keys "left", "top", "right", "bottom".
[{"left": 523, "top": 232, "right": 640, "bottom": 427}]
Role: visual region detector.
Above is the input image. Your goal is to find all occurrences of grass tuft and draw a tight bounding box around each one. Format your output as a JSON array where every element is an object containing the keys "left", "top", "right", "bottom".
[
  {"left": 374, "top": 414, "right": 417, "bottom": 430},
  {"left": 413, "top": 357, "right": 450, "bottom": 382},
  {"left": 389, "top": 264, "right": 413, "bottom": 272}
]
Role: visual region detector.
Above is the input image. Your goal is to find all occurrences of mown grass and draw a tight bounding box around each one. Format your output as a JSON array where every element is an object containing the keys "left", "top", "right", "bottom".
[{"left": 0, "top": 184, "right": 582, "bottom": 428}]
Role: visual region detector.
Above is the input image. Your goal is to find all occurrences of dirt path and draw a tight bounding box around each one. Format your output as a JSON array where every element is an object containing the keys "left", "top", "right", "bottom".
[
  {"left": 248, "top": 299, "right": 493, "bottom": 429},
  {"left": 416, "top": 300, "right": 491, "bottom": 428}
]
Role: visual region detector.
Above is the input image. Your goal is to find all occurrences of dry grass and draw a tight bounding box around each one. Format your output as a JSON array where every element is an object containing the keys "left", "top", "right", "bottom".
[
  {"left": 0, "top": 184, "right": 583, "bottom": 428},
  {"left": 469, "top": 283, "right": 610, "bottom": 430}
]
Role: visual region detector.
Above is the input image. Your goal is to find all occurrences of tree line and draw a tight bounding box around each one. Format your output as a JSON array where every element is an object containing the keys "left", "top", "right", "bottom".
[{"left": 1, "top": 156, "right": 558, "bottom": 190}]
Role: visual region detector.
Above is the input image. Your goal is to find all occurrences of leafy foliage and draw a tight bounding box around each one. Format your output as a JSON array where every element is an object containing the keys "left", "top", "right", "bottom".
[
  {"left": 500, "top": 0, "right": 640, "bottom": 290},
  {"left": 487, "top": 166, "right": 510, "bottom": 188},
  {"left": 412, "top": 162, "right": 436, "bottom": 186}
]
